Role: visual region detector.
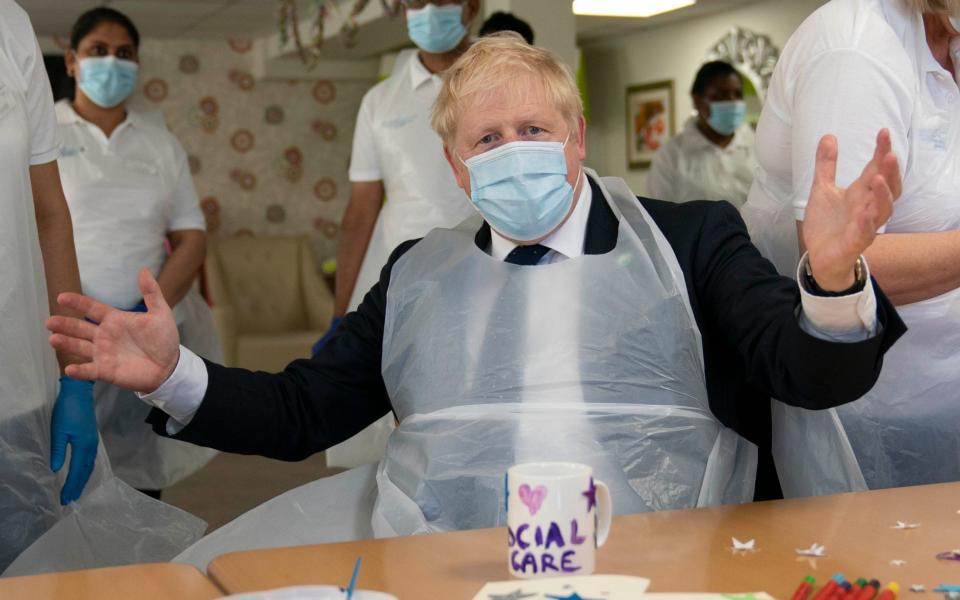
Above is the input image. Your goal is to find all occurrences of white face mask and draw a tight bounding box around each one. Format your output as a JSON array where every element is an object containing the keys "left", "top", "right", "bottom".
[{"left": 950, "top": 14, "right": 960, "bottom": 34}]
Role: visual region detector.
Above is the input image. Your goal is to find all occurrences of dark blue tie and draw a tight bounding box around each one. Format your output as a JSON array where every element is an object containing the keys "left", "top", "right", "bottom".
[{"left": 504, "top": 244, "right": 549, "bottom": 266}]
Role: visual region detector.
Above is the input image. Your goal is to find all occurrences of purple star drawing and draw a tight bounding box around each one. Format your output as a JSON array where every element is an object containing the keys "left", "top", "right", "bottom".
[{"left": 582, "top": 477, "right": 598, "bottom": 512}]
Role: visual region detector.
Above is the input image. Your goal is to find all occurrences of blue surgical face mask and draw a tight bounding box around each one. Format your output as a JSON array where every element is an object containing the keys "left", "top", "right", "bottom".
[
  {"left": 706, "top": 100, "right": 746, "bottom": 136},
  {"left": 460, "top": 136, "right": 580, "bottom": 242},
  {"left": 78, "top": 56, "right": 139, "bottom": 108},
  {"left": 406, "top": 3, "right": 467, "bottom": 54}
]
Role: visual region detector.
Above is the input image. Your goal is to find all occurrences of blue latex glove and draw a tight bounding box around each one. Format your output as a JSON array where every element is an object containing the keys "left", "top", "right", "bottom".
[
  {"left": 312, "top": 316, "right": 344, "bottom": 355},
  {"left": 50, "top": 376, "right": 98, "bottom": 505}
]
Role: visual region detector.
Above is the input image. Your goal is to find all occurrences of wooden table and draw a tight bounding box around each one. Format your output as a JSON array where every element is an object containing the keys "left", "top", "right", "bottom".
[
  {"left": 209, "top": 482, "right": 960, "bottom": 598},
  {"left": 0, "top": 563, "right": 223, "bottom": 600}
]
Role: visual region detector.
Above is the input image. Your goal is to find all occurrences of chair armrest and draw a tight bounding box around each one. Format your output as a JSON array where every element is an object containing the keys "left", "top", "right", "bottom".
[
  {"left": 300, "top": 240, "right": 334, "bottom": 330},
  {"left": 210, "top": 305, "right": 238, "bottom": 367}
]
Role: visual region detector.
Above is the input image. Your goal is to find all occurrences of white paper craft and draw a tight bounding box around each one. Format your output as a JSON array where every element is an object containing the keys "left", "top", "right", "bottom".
[
  {"left": 909, "top": 584, "right": 926, "bottom": 592},
  {"left": 892, "top": 521, "right": 920, "bottom": 529},
  {"left": 731, "top": 537, "right": 756, "bottom": 551},
  {"left": 223, "top": 586, "right": 397, "bottom": 600},
  {"left": 795, "top": 543, "right": 826, "bottom": 557},
  {"left": 473, "top": 575, "right": 650, "bottom": 600},
  {"left": 890, "top": 560, "right": 906, "bottom": 566}
]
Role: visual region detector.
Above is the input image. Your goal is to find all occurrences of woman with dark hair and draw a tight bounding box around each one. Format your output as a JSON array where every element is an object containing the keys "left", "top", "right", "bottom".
[
  {"left": 647, "top": 60, "right": 758, "bottom": 208},
  {"left": 57, "top": 7, "right": 220, "bottom": 498}
]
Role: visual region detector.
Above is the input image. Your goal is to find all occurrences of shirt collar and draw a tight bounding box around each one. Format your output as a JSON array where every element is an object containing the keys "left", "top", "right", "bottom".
[
  {"left": 408, "top": 51, "right": 439, "bottom": 90},
  {"left": 488, "top": 172, "right": 592, "bottom": 261},
  {"left": 55, "top": 99, "right": 140, "bottom": 134},
  {"left": 880, "top": 0, "right": 949, "bottom": 77}
]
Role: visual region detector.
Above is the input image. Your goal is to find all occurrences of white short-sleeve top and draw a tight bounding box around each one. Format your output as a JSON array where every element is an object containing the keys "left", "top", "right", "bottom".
[
  {"left": 56, "top": 101, "right": 205, "bottom": 309},
  {"left": 345, "top": 52, "right": 473, "bottom": 310},
  {"left": 743, "top": 0, "right": 960, "bottom": 273}
]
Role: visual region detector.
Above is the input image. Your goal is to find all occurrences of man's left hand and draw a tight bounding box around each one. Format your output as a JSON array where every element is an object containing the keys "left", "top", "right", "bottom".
[{"left": 803, "top": 129, "right": 901, "bottom": 291}]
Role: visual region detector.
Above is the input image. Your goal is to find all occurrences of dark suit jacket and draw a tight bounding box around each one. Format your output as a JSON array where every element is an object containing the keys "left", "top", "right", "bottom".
[{"left": 150, "top": 176, "right": 906, "bottom": 500}]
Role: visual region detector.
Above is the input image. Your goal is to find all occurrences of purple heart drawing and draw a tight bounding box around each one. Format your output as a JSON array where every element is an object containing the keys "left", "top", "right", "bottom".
[{"left": 518, "top": 483, "right": 548, "bottom": 516}]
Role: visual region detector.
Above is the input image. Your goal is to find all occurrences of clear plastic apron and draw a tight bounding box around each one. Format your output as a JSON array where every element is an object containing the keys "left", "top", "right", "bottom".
[
  {"left": 836, "top": 24, "right": 960, "bottom": 489},
  {"left": 0, "top": 46, "right": 203, "bottom": 576},
  {"left": 56, "top": 117, "right": 220, "bottom": 491},
  {"left": 371, "top": 173, "right": 757, "bottom": 537},
  {"left": 94, "top": 288, "right": 220, "bottom": 490}
]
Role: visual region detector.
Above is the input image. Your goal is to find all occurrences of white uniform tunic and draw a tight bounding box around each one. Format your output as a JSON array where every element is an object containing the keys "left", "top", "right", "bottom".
[
  {"left": 741, "top": 0, "right": 960, "bottom": 488},
  {"left": 647, "top": 118, "right": 758, "bottom": 208},
  {"left": 56, "top": 101, "right": 206, "bottom": 309},
  {"left": 330, "top": 52, "right": 473, "bottom": 468},
  {"left": 347, "top": 53, "right": 473, "bottom": 310},
  {"left": 0, "top": 1, "right": 204, "bottom": 576},
  {"left": 56, "top": 101, "right": 219, "bottom": 490}
]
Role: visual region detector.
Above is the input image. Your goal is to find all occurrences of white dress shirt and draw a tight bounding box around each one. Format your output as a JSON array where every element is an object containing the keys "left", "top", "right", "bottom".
[{"left": 142, "top": 177, "right": 879, "bottom": 432}]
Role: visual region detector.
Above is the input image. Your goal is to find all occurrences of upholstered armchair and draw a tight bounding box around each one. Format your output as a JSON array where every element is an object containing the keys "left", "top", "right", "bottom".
[{"left": 204, "top": 235, "right": 333, "bottom": 372}]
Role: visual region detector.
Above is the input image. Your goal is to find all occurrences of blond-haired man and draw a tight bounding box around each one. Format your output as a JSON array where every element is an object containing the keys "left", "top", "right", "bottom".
[{"left": 47, "top": 36, "right": 905, "bottom": 564}]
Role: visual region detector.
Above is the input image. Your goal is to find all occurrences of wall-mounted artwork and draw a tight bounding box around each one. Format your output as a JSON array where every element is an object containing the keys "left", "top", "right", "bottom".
[{"left": 626, "top": 80, "right": 674, "bottom": 170}]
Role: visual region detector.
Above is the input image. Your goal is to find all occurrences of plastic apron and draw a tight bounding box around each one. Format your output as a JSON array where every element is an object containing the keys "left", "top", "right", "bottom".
[
  {"left": 94, "top": 289, "right": 220, "bottom": 490},
  {"left": 371, "top": 173, "right": 757, "bottom": 537},
  {"left": 835, "top": 27, "right": 960, "bottom": 489},
  {"left": 742, "top": 175, "right": 869, "bottom": 497},
  {"left": 0, "top": 47, "right": 203, "bottom": 576},
  {"left": 57, "top": 115, "right": 219, "bottom": 491},
  {"left": 330, "top": 65, "right": 474, "bottom": 470}
]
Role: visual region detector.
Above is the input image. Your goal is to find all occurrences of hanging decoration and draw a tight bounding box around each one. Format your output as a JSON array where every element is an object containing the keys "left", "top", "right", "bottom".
[{"left": 276, "top": 0, "right": 403, "bottom": 70}]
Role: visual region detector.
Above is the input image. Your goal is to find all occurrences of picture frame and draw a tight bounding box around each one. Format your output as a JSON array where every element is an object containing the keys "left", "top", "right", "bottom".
[{"left": 625, "top": 80, "right": 675, "bottom": 170}]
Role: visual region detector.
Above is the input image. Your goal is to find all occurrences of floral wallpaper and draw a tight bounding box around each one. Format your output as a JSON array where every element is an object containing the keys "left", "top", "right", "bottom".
[{"left": 128, "top": 38, "right": 375, "bottom": 266}]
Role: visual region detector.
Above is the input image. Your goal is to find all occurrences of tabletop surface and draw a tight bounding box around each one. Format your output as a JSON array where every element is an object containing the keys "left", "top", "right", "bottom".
[
  {"left": 209, "top": 481, "right": 960, "bottom": 598},
  {"left": 0, "top": 562, "right": 223, "bottom": 600}
]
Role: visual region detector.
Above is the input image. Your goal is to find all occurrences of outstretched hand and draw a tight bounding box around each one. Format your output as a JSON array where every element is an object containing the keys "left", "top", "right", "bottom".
[
  {"left": 46, "top": 268, "right": 181, "bottom": 394},
  {"left": 802, "top": 129, "right": 901, "bottom": 291}
]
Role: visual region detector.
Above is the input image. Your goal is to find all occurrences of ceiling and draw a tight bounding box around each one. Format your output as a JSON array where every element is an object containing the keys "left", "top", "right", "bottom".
[{"left": 22, "top": 0, "right": 764, "bottom": 44}]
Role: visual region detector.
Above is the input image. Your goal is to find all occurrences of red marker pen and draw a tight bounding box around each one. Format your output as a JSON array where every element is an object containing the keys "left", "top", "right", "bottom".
[{"left": 792, "top": 576, "right": 816, "bottom": 600}]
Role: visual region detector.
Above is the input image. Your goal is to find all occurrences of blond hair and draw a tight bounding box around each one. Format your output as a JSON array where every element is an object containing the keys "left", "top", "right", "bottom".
[
  {"left": 431, "top": 32, "right": 583, "bottom": 146},
  {"left": 905, "top": 0, "right": 960, "bottom": 12}
]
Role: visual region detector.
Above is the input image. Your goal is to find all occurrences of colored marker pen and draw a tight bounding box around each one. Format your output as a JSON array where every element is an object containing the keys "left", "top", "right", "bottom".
[{"left": 792, "top": 576, "right": 816, "bottom": 600}]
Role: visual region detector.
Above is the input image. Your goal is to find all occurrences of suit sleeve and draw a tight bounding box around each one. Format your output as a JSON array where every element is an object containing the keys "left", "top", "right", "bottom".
[
  {"left": 694, "top": 200, "right": 906, "bottom": 409},
  {"left": 147, "top": 239, "right": 421, "bottom": 460}
]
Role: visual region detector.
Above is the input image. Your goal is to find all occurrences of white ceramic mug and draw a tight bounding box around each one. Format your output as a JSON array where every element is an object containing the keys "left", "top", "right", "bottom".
[{"left": 506, "top": 462, "right": 612, "bottom": 578}]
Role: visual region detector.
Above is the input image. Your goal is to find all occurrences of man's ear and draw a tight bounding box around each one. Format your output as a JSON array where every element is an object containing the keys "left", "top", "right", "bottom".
[
  {"left": 576, "top": 115, "right": 587, "bottom": 161},
  {"left": 444, "top": 144, "right": 470, "bottom": 197}
]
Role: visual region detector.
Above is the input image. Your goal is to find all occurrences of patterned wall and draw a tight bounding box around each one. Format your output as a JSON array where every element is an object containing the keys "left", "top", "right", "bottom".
[{"left": 128, "top": 38, "right": 375, "bottom": 267}]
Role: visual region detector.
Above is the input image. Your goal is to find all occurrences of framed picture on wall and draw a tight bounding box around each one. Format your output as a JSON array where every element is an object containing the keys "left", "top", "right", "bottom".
[{"left": 625, "top": 80, "right": 675, "bottom": 170}]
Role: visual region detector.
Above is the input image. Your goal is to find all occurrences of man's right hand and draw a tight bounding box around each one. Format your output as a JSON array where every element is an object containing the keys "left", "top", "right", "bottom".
[{"left": 46, "top": 268, "right": 181, "bottom": 394}]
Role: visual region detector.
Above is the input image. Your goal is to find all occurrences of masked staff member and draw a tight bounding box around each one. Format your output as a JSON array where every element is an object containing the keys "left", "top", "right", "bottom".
[
  {"left": 0, "top": 0, "right": 93, "bottom": 570},
  {"left": 741, "top": 0, "right": 960, "bottom": 489},
  {"left": 46, "top": 34, "right": 904, "bottom": 569},
  {"left": 647, "top": 61, "right": 758, "bottom": 208},
  {"left": 320, "top": 0, "right": 480, "bottom": 468},
  {"left": 56, "top": 7, "right": 219, "bottom": 499}
]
